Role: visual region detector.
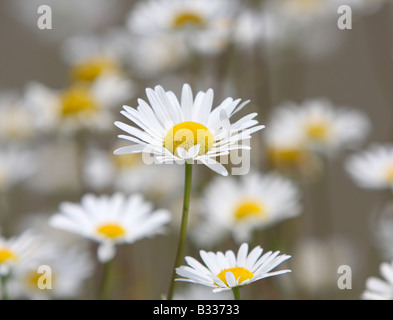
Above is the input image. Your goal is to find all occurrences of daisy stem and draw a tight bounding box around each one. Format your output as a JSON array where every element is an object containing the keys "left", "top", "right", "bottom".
[
  {"left": 1, "top": 275, "right": 8, "bottom": 300},
  {"left": 99, "top": 259, "right": 113, "bottom": 300},
  {"left": 167, "top": 162, "right": 193, "bottom": 300},
  {"left": 232, "top": 287, "right": 240, "bottom": 300}
]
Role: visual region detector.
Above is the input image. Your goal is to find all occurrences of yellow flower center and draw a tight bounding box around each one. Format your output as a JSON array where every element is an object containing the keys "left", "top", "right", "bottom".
[
  {"left": 26, "top": 270, "right": 54, "bottom": 290},
  {"left": 0, "top": 249, "right": 17, "bottom": 264},
  {"left": 60, "top": 85, "right": 97, "bottom": 118},
  {"left": 164, "top": 121, "right": 214, "bottom": 157},
  {"left": 305, "top": 122, "right": 329, "bottom": 142},
  {"left": 234, "top": 200, "right": 266, "bottom": 221},
  {"left": 385, "top": 165, "right": 393, "bottom": 182},
  {"left": 71, "top": 57, "right": 119, "bottom": 83},
  {"left": 217, "top": 267, "right": 254, "bottom": 287},
  {"left": 172, "top": 11, "right": 205, "bottom": 29},
  {"left": 267, "top": 146, "right": 304, "bottom": 167},
  {"left": 97, "top": 224, "right": 126, "bottom": 239}
]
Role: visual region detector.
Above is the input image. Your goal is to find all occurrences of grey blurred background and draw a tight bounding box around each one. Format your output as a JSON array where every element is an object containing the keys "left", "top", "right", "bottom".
[{"left": 1, "top": 0, "right": 393, "bottom": 300}]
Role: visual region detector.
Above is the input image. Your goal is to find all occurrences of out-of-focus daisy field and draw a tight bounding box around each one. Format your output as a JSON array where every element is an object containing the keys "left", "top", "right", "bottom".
[{"left": 1, "top": 0, "right": 393, "bottom": 301}]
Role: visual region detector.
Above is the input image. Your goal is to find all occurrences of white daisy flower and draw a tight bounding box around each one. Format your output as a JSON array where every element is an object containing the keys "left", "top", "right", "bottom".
[
  {"left": 267, "top": 99, "right": 370, "bottom": 156},
  {"left": 345, "top": 144, "right": 393, "bottom": 190},
  {"left": 0, "top": 230, "right": 53, "bottom": 277},
  {"left": 48, "top": 193, "right": 171, "bottom": 263},
  {"left": 126, "top": 0, "right": 240, "bottom": 55},
  {"left": 362, "top": 260, "right": 393, "bottom": 300},
  {"left": 176, "top": 243, "right": 291, "bottom": 293},
  {"left": 60, "top": 33, "right": 127, "bottom": 84},
  {"left": 8, "top": 247, "right": 94, "bottom": 300},
  {"left": 192, "top": 171, "right": 301, "bottom": 245},
  {"left": 114, "top": 83, "right": 264, "bottom": 176},
  {"left": 24, "top": 78, "right": 134, "bottom": 134}
]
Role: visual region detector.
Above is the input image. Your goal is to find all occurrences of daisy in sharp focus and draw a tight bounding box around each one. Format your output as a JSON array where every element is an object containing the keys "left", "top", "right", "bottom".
[
  {"left": 192, "top": 171, "right": 302, "bottom": 246},
  {"left": 126, "top": 0, "right": 240, "bottom": 55},
  {"left": 114, "top": 83, "right": 264, "bottom": 176},
  {"left": 345, "top": 144, "right": 393, "bottom": 191},
  {"left": 362, "top": 260, "right": 393, "bottom": 300},
  {"left": 48, "top": 193, "right": 171, "bottom": 263},
  {"left": 175, "top": 243, "right": 291, "bottom": 297}
]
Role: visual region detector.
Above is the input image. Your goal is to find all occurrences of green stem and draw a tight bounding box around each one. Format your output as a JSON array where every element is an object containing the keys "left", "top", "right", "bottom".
[
  {"left": 232, "top": 287, "right": 240, "bottom": 300},
  {"left": 1, "top": 275, "right": 9, "bottom": 300},
  {"left": 99, "top": 259, "right": 113, "bottom": 300},
  {"left": 167, "top": 162, "right": 193, "bottom": 300}
]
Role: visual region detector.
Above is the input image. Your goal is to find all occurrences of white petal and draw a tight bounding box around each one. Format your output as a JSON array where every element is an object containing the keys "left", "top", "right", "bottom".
[{"left": 97, "top": 242, "right": 116, "bottom": 263}]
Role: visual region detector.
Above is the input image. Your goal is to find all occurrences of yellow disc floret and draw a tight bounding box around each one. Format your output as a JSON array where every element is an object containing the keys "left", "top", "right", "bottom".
[
  {"left": 97, "top": 224, "right": 126, "bottom": 240},
  {"left": 305, "top": 121, "right": 330, "bottom": 142},
  {"left": 234, "top": 200, "right": 266, "bottom": 221},
  {"left": 71, "top": 57, "right": 118, "bottom": 83},
  {"left": 0, "top": 249, "right": 17, "bottom": 264},
  {"left": 217, "top": 267, "right": 254, "bottom": 287},
  {"left": 164, "top": 121, "right": 214, "bottom": 157},
  {"left": 385, "top": 165, "right": 393, "bottom": 182},
  {"left": 60, "top": 85, "right": 97, "bottom": 118},
  {"left": 172, "top": 11, "right": 205, "bottom": 29}
]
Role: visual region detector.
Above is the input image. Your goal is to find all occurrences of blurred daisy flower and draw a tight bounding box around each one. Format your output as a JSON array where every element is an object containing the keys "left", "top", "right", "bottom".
[
  {"left": 48, "top": 193, "right": 171, "bottom": 263},
  {"left": 24, "top": 78, "right": 134, "bottom": 134},
  {"left": 175, "top": 243, "right": 291, "bottom": 293},
  {"left": 126, "top": 0, "right": 240, "bottom": 55},
  {"left": 0, "top": 230, "right": 53, "bottom": 277},
  {"left": 0, "top": 91, "right": 37, "bottom": 143},
  {"left": 192, "top": 171, "right": 301, "bottom": 245},
  {"left": 0, "top": 146, "right": 38, "bottom": 192},
  {"left": 114, "top": 83, "right": 264, "bottom": 176},
  {"left": 60, "top": 33, "right": 128, "bottom": 84},
  {"left": 362, "top": 260, "right": 393, "bottom": 300},
  {"left": 8, "top": 247, "right": 93, "bottom": 300},
  {"left": 345, "top": 144, "right": 393, "bottom": 191},
  {"left": 267, "top": 99, "right": 370, "bottom": 157},
  {"left": 264, "top": 115, "right": 318, "bottom": 176}
]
